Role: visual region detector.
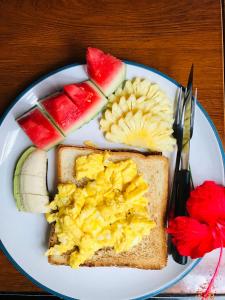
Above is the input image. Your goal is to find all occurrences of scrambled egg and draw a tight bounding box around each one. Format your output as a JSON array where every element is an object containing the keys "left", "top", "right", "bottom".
[{"left": 46, "top": 153, "right": 155, "bottom": 268}]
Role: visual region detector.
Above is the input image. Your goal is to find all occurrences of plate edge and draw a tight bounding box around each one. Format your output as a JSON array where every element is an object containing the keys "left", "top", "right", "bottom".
[{"left": 0, "top": 60, "right": 224, "bottom": 300}]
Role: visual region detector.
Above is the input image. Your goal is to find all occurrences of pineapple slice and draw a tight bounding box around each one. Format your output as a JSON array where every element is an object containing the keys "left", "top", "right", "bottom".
[
  {"left": 108, "top": 78, "right": 165, "bottom": 106},
  {"left": 100, "top": 77, "right": 175, "bottom": 152},
  {"left": 106, "top": 111, "right": 175, "bottom": 152}
]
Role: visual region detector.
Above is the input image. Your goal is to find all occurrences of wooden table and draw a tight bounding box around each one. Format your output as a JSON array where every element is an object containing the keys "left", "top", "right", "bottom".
[{"left": 0, "top": 0, "right": 224, "bottom": 298}]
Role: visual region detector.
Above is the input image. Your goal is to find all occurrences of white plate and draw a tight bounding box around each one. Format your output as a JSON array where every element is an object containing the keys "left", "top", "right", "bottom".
[{"left": 0, "top": 62, "right": 224, "bottom": 300}]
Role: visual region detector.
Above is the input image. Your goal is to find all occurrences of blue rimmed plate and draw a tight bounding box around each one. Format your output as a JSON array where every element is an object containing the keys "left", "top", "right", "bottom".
[{"left": 0, "top": 62, "right": 224, "bottom": 300}]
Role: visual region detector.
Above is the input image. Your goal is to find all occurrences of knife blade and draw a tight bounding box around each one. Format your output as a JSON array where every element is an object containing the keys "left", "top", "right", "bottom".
[{"left": 171, "top": 65, "right": 195, "bottom": 265}]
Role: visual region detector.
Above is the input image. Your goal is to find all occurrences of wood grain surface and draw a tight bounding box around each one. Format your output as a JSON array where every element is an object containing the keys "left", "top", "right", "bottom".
[{"left": 0, "top": 0, "right": 224, "bottom": 295}]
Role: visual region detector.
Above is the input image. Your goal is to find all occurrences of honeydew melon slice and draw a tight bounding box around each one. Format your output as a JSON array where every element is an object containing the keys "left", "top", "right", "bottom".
[
  {"left": 17, "top": 107, "right": 64, "bottom": 150},
  {"left": 86, "top": 47, "right": 126, "bottom": 97},
  {"left": 13, "top": 147, "right": 49, "bottom": 213}
]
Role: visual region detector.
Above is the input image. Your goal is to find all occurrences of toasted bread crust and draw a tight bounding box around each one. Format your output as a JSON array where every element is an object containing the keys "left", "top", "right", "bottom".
[{"left": 48, "top": 145, "right": 168, "bottom": 269}]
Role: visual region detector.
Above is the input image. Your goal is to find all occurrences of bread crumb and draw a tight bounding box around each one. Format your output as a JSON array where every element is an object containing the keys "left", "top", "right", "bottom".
[{"left": 83, "top": 140, "right": 98, "bottom": 148}]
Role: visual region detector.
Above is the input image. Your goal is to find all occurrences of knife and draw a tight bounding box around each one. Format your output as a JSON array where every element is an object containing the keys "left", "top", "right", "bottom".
[{"left": 171, "top": 66, "right": 196, "bottom": 264}]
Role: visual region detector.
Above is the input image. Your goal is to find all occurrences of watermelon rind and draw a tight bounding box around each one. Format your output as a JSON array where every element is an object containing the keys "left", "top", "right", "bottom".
[
  {"left": 65, "top": 100, "right": 107, "bottom": 134},
  {"left": 93, "top": 63, "right": 126, "bottom": 97},
  {"left": 43, "top": 136, "right": 65, "bottom": 151},
  {"left": 87, "top": 49, "right": 126, "bottom": 97},
  {"left": 38, "top": 97, "right": 66, "bottom": 137},
  {"left": 31, "top": 109, "right": 64, "bottom": 150},
  {"left": 17, "top": 107, "right": 64, "bottom": 150},
  {"left": 64, "top": 80, "right": 108, "bottom": 134},
  {"left": 38, "top": 82, "right": 108, "bottom": 137},
  {"left": 33, "top": 108, "right": 65, "bottom": 148}
]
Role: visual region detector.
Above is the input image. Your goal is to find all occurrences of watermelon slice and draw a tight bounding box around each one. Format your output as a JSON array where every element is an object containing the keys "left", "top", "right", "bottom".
[
  {"left": 39, "top": 93, "right": 82, "bottom": 135},
  {"left": 86, "top": 47, "right": 126, "bottom": 97},
  {"left": 17, "top": 107, "right": 64, "bottom": 150},
  {"left": 63, "top": 80, "right": 107, "bottom": 127}
]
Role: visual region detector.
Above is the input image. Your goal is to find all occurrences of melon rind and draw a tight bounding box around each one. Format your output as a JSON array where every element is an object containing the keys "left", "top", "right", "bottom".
[
  {"left": 65, "top": 80, "right": 108, "bottom": 134},
  {"left": 92, "top": 63, "right": 126, "bottom": 97},
  {"left": 31, "top": 109, "right": 64, "bottom": 150},
  {"left": 38, "top": 93, "right": 80, "bottom": 136},
  {"left": 43, "top": 136, "right": 65, "bottom": 151},
  {"left": 37, "top": 93, "right": 63, "bottom": 136},
  {"left": 87, "top": 47, "right": 127, "bottom": 97},
  {"left": 17, "top": 107, "right": 64, "bottom": 150}
]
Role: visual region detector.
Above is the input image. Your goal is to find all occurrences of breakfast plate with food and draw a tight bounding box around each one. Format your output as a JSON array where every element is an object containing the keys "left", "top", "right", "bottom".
[{"left": 0, "top": 48, "right": 224, "bottom": 300}]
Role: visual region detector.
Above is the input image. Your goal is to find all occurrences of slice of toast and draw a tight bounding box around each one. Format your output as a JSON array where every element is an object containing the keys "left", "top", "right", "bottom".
[{"left": 48, "top": 145, "right": 169, "bottom": 269}]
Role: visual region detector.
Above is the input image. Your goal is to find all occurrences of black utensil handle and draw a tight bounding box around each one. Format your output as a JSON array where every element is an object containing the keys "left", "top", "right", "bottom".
[
  {"left": 171, "top": 169, "right": 191, "bottom": 265},
  {"left": 175, "top": 169, "right": 191, "bottom": 217},
  {"left": 169, "top": 148, "right": 182, "bottom": 216}
]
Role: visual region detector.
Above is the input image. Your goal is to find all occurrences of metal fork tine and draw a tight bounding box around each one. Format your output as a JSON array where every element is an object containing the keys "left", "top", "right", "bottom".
[
  {"left": 174, "top": 88, "right": 179, "bottom": 125},
  {"left": 184, "top": 65, "right": 194, "bottom": 106},
  {"left": 174, "top": 86, "right": 183, "bottom": 125},
  {"left": 190, "top": 88, "right": 197, "bottom": 138},
  {"left": 178, "top": 87, "right": 183, "bottom": 124},
  {"left": 173, "top": 87, "right": 181, "bottom": 137},
  {"left": 187, "top": 64, "right": 194, "bottom": 93}
]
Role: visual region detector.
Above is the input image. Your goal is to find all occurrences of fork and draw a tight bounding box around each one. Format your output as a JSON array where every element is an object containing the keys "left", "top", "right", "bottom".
[
  {"left": 169, "top": 86, "right": 185, "bottom": 214},
  {"left": 169, "top": 84, "right": 197, "bottom": 264},
  {"left": 170, "top": 85, "right": 196, "bottom": 213}
]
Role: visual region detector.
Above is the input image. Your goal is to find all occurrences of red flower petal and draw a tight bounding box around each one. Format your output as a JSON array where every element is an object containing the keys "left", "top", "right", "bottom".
[
  {"left": 167, "top": 217, "right": 215, "bottom": 258},
  {"left": 187, "top": 181, "right": 225, "bottom": 225}
]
